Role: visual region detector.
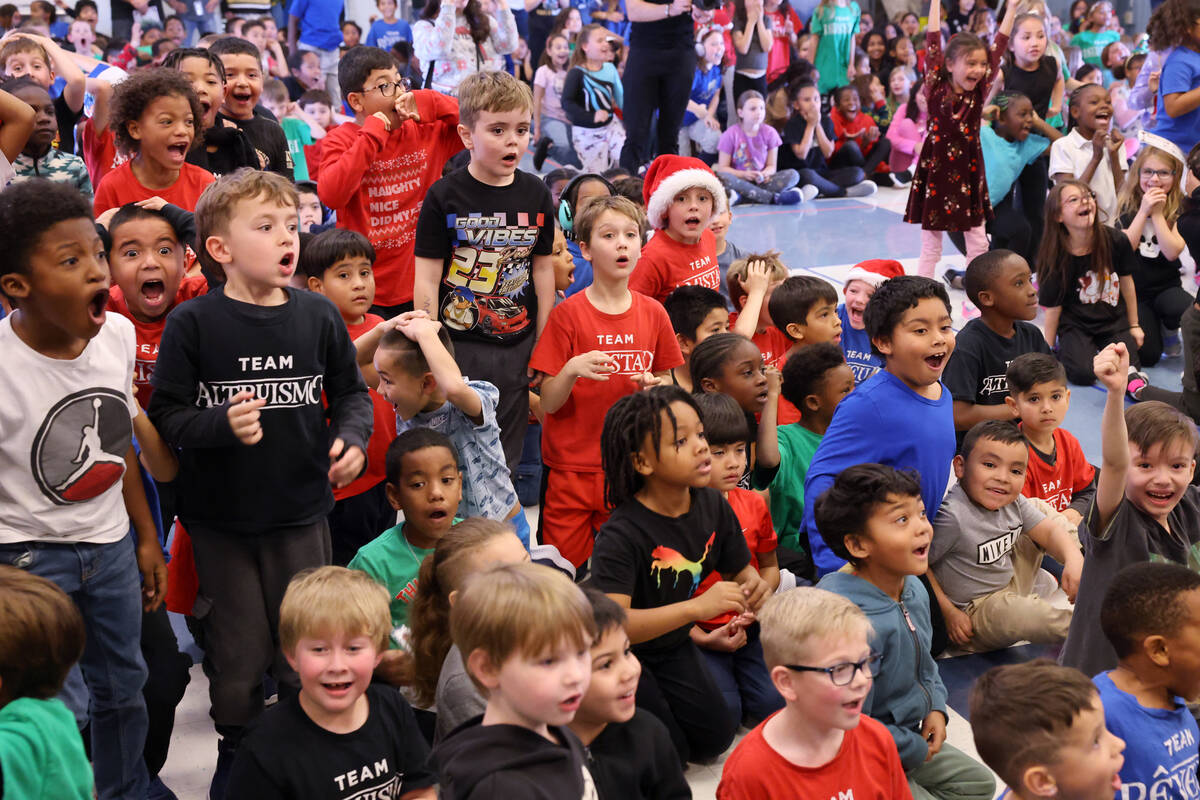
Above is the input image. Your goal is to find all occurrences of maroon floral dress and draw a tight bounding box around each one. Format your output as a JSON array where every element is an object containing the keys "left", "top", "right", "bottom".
[{"left": 904, "top": 30, "right": 1008, "bottom": 231}]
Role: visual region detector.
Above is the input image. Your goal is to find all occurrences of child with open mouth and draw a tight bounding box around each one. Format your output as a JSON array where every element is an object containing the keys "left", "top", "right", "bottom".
[{"left": 93, "top": 68, "right": 215, "bottom": 216}]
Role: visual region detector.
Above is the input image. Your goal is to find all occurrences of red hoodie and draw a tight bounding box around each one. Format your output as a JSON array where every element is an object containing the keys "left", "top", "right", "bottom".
[{"left": 318, "top": 91, "right": 464, "bottom": 306}]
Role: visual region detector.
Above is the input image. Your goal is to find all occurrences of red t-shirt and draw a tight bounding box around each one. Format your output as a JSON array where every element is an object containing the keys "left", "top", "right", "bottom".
[
  {"left": 334, "top": 314, "right": 397, "bottom": 500},
  {"left": 764, "top": 7, "right": 804, "bottom": 84},
  {"left": 530, "top": 291, "right": 683, "bottom": 472},
  {"left": 93, "top": 161, "right": 216, "bottom": 215},
  {"left": 1021, "top": 426, "right": 1095, "bottom": 513},
  {"left": 318, "top": 91, "right": 465, "bottom": 306},
  {"left": 79, "top": 117, "right": 126, "bottom": 189},
  {"left": 695, "top": 487, "right": 776, "bottom": 628},
  {"left": 106, "top": 275, "right": 209, "bottom": 409},
  {"left": 718, "top": 713, "right": 913, "bottom": 800},
  {"left": 629, "top": 229, "right": 721, "bottom": 303},
  {"left": 830, "top": 108, "right": 879, "bottom": 152}
]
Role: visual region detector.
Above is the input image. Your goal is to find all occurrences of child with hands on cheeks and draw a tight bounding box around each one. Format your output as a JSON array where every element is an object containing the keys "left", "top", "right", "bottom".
[{"left": 1049, "top": 84, "right": 1126, "bottom": 223}]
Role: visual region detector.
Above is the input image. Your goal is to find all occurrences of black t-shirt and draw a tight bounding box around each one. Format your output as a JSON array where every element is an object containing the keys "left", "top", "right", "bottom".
[
  {"left": 1118, "top": 211, "right": 1185, "bottom": 297},
  {"left": 54, "top": 94, "right": 81, "bottom": 155},
  {"left": 629, "top": 2, "right": 693, "bottom": 51},
  {"left": 780, "top": 114, "right": 835, "bottom": 171},
  {"left": 1001, "top": 56, "right": 1058, "bottom": 119},
  {"left": 585, "top": 709, "right": 691, "bottom": 800},
  {"left": 944, "top": 318, "right": 1052, "bottom": 406},
  {"left": 215, "top": 111, "right": 293, "bottom": 179},
  {"left": 225, "top": 685, "right": 435, "bottom": 800},
  {"left": 414, "top": 167, "right": 555, "bottom": 344},
  {"left": 186, "top": 124, "right": 262, "bottom": 177},
  {"left": 1037, "top": 226, "right": 1134, "bottom": 333},
  {"left": 147, "top": 288, "right": 373, "bottom": 532},
  {"left": 283, "top": 76, "right": 307, "bottom": 101},
  {"left": 589, "top": 488, "right": 752, "bottom": 652}
]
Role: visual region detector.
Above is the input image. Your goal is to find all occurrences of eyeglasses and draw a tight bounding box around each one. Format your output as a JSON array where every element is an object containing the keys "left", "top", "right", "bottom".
[
  {"left": 359, "top": 77, "right": 411, "bottom": 97},
  {"left": 784, "top": 653, "right": 882, "bottom": 686},
  {"left": 1140, "top": 168, "right": 1174, "bottom": 179},
  {"left": 1062, "top": 190, "right": 1096, "bottom": 206}
]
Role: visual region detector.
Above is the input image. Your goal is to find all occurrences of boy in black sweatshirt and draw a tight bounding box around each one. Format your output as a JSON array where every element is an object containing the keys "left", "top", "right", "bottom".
[{"left": 147, "top": 169, "right": 370, "bottom": 798}]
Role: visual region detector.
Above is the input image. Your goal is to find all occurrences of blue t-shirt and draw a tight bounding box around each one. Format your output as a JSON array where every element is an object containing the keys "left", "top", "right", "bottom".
[
  {"left": 563, "top": 239, "right": 592, "bottom": 297},
  {"left": 366, "top": 18, "right": 413, "bottom": 50},
  {"left": 1155, "top": 46, "right": 1200, "bottom": 155},
  {"left": 801, "top": 369, "right": 955, "bottom": 575},
  {"left": 1094, "top": 672, "right": 1200, "bottom": 800},
  {"left": 838, "top": 304, "right": 883, "bottom": 384},
  {"left": 682, "top": 64, "right": 722, "bottom": 126},
  {"left": 980, "top": 125, "right": 1049, "bottom": 206},
  {"left": 288, "top": 0, "right": 343, "bottom": 50}
]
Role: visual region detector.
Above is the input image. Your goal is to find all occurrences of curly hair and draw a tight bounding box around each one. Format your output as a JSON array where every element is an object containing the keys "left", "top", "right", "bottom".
[
  {"left": 109, "top": 67, "right": 204, "bottom": 154},
  {"left": 1146, "top": 0, "right": 1200, "bottom": 51}
]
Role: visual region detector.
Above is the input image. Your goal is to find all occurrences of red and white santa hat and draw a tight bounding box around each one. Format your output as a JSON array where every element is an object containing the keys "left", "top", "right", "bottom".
[
  {"left": 642, "top": 154, "right": 728, "bottom": 230},
  {"left": 844, "top": 259, "right": 905, "bottom": 289}
]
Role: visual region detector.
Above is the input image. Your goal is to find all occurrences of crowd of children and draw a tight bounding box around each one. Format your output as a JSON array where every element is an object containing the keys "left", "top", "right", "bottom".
[{"left": 7, "top": 0, "right": 1200, "bottom": 799}]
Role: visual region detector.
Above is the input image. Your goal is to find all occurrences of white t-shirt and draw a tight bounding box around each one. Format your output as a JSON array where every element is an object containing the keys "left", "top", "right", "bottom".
[
  {"left": 1049, "top": 128, "right": 1128, "bottom": 226},
  {"left": 0, "top": 313, "right": 137, "bottom": 544}
]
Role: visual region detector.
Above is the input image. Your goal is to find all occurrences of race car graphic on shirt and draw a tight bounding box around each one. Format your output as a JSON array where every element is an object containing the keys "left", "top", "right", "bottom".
[
  {"left": 31, "top": 388, "right": 131, "bottom": 505},
  {"left": 439, "top": 211, "right": 542, "bottom": 339}
]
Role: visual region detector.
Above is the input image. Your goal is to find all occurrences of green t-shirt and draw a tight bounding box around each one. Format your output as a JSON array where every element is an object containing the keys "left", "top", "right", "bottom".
[
  {"left": 1070, "top": 30, "right": 1119, "bottom": 67},
  {"left": 0, "top": 697, "right": 93, "bottom": 800},
  {"left": 810, "top": 1, "right": 861, "bottom": 94},
  {"left": 349, "top": 521, "right": 447, "bottom": 642},
  {"left": 752, "top": 423, "right": 822, "bottom": 553},
  {"left": 279, "top": 116, "right": 314, "bottom": 182}
]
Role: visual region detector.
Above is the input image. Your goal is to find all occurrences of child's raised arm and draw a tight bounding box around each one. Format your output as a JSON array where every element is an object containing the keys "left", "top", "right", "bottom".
[
  {"left": 1093, "top": 342, "right": 1131, "bottom": 533},
  {"left": 927, "top": 0, "right": 942, "bottom": 41},
  {"left": 0, "top": 87, "right": 34, "bottom": 164},
  {"left": 16, "top": 32, "right": 85, "bottom": 111},
  {"left": 998, "top": 0, "right": 1019, "bottom": 39},
  {"left": 731, "top": 259, "right": 771, "bottom": 339},
  {"left": 401, "top": 316, "right": 484, "bottom": 423},
  {"left": 756, "top": 365, "right": 781, "bottom": 471}
]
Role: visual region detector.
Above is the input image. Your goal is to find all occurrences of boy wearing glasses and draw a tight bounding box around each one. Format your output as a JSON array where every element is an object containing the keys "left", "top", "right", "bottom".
[
  {"left": 717, "top": 586, "right": 911, "bottom": 800},
  {"left": 814, "top": 464, "right": 996, "bottom": 800},
  {"left": 319, "top": 45, "right": 463, "bottom": 316}
]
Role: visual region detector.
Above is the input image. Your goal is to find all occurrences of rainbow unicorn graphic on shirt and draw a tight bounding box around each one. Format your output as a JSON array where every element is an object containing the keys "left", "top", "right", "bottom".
[{"left": 650, "top": 532, "right": 716, "bottom": 594}]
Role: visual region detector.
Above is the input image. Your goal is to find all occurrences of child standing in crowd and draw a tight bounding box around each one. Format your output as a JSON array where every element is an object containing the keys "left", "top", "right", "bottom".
[
  {"left": 906, "top": 0, "right": 1018, "bottom": 278},
  {"left": 367, "top": 0, "right": 413, "bottom": 50},
  {"left": 732, "top": 0, "right": 773, "bottom": 102},
  {"left": 0, "top": 33, "right": 86, "bottom": 154},
  {"left": 562, "top": 24, "right": 625, "bottom": 173},
  {"left": 716, "top": 90, "right": 808, "bottom": 205},
  {"left": 210, "top": 37, "right": 294, "bottom": 178},
  {"left": 1071, "top": 1, "right": 1120, "bottom": 70},
  {"left": 532, "top": 33, "right": 580, "bottom": 170},
  {"left": 810, "top": 0, "right": 861, "bottom": 96},
  {"left": 1000, "top": 13, "right": 1064, "bottom": 124},
  {"left": 1151, "top": 10, "right": 1200, "bottom": 155},
  {"left": 3, "top": 76, "right": 92, "bottom": 200}
]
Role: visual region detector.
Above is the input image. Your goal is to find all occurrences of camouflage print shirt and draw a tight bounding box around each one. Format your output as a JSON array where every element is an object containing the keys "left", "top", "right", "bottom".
[{"left": 11, "top": 147, "right": 94, "bottom": 202}]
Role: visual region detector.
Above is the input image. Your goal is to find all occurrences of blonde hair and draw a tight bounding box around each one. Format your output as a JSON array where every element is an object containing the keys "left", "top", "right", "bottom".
[
  {"left": 195, "top": 168, "right": 298, "bottom": 279},
  {"left": 1118, "top": 145, "right": 1184, "bottom": 224},
  {"left": 451, "top": 562, "right": 596, "bottom": 695},
  {"left": 759, "top": 587, "right": 873, "bottom": 669},
  {"left": 457, "top": 70, "right": 533, "bottom": 131},
  {"left": 726, "top": 252, "right": 788, "bottom": 308},
  {"left": 279, "top": 566, "right": 392, "bottom": 654},
  {"left": 409, "top": 518, "right": 517, "bottom": 707},
  {"left": 573, "top": 195, "right": 647, "bottom": 244}
]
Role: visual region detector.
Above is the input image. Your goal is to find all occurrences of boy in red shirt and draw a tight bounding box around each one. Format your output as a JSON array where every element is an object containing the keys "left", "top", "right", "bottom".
[
  {"left": 629, "top": 154, "right": 729, "bottom": 303},
  {"left": 726, "top": 254, "right": 791, "bottom": 370},
  {"left": 319, "top": 46, "right": 462, "bottom": 316},
  {"left": 530, "top": 195, "right": 683, "bottom": 567},
  {"left": 829, "top": 85, "right": 895, "bottom": 186},
  {"left": 298, "top": 228, "right": 399, "bottom": 565},
  {"left": 717, "top": 586, "right": 912, "bottom": 800},
  {"left": 1006, "top": 353, "right": 1096, "bottom": 529}
]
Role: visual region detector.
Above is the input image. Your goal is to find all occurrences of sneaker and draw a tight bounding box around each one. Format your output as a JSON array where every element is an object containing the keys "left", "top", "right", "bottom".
[
  {"left": 773, "top": 188, "right": 803, "bottom": 205},
  {"left": 728, "top": 188, "right": 741, "bottom": 206},
  {"left": 872, "top": 172, "right": 898, "bottom": 188},
  {"left": 1126, "top": 368, "right": 1150, "bottom": 401},
  {"left": 845, "top": 180, "right": 878, "bottom": 198},
  {"left": 532, "top": 136, "right": 553, "bottom": 171},
  {"left": 895, "top": 169, "right": 913, "bottom": 185},
  {"left": 943, "top": 268, "right": 965, "bottom": 290},
  {"left": 799, "top": 184, "right": 819, "bottom": 203},
  {"left": 1164, "top": 331, "right": 1183, "bottom": 358}
]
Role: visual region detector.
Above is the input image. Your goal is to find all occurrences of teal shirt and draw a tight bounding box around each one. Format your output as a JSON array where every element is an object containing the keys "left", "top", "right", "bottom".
[
  {"left": 0, "top": 697, "right": 93, "bottom": 800},
  {"left": 811, "top": 1, "right": 861, "bottom": 94},
  {"left": 980, "top": 124, "right": 1049, "bottom": 205},
  {"left": 1071, "top": 30, "right": 1119, "bottom": 67},
  {"left": 752, "top": 423, "right": 822, "bottom": 553},
  {"left": 279, "top": 117, "right": 313, "bottom": 182}
]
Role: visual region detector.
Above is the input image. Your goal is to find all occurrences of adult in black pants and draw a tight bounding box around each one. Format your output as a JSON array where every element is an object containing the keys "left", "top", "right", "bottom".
[
  {"left": 618, "top": 0, "right": 697, "bottom": 173},
  {"left": 526, "top": 0, "right": 563, "bottom": 69}
]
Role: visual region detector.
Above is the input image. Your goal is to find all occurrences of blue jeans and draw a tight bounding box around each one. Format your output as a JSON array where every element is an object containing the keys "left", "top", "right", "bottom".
[
  {"left": 541, "top": 117, "right": 581, "bottom": 168},
  {"left": 698, "top": 622, "right": 784, "bottom": 727},
  {"left": 0, "top": 534, "right": 149, "bottom": 800}
]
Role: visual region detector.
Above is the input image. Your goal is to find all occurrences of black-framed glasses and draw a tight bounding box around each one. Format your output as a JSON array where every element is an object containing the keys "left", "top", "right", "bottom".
[
  {"left": 1140, "top": 168, "right": 1174, "bottom": 179},
  {"left": 784, "top": 653, "right": 882, "bottom": 685},
  {"left": 360, "top": 77, "right": 411, "bottom": 97}
]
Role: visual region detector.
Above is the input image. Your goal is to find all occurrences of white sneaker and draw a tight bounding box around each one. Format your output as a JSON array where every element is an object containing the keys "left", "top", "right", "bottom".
[
  {"left": 845, "top": 180, "right": 878, "bottom": 198},
  {"left": 799, "top": 184, "right": 819, "bottom": 203},
  {"left": 1033, "top": 568, "right": 1059, "bottom": 599},
  {"left": 728, "top": 188, "right": 741, "bottom": 206}
]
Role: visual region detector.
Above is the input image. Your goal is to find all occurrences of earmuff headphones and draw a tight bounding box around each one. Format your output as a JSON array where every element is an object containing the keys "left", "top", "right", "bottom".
[
  {"left": 557, "top": 173, "right": 617, "bottom": 240},
  {"left": 695, "top": 26, "right": 719, "bottom": 57}
]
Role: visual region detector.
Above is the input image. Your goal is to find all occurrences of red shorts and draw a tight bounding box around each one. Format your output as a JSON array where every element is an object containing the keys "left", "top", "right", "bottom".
[{"left": 541, "top": 468, "right": 609, "bottom": 568}]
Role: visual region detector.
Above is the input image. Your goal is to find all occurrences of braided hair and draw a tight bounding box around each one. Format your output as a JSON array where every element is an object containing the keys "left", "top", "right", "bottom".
[{"left": 600, "top": 386, "right": 700, "bottom": 510}]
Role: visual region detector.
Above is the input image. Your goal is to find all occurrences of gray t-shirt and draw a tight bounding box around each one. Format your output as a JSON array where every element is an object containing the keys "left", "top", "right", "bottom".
[
  {"left": 433, "top": 644, "right": 487, "bottom": 743},
  {"left": 929, "top": 483, "right": 1047, "bottom": 608}
]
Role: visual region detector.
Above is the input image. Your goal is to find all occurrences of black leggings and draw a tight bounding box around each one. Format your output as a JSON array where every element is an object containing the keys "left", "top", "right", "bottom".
[
  {"left": 619, "top": 45, "right": 695, "bottom": 172},
  {"left": 1016, "top": 155, "right": 1048, "bottom": 256},
  {"left": 1137, "top": 285, "right": 1193, "bottom": 366},
  {"left": 141, "top": 606, "right": 192, "bottom": 779},
  {"left": 1057, "top": 322, "right": 1141, "bottom": 385},
  {"left": 732, "top": 72, "right": 768, "bottom": 106},
  {"left": 635, "top": 640, "right": 736, "bottom": 765},
  {"left": 830, "top": 139, "right": 891, "bottom": 176},
  {"left": 948, "top": 189, "right": 1033, "bottom": 260}
]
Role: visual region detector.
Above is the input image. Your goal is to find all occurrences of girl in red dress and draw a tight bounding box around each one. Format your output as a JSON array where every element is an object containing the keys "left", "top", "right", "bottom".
[{"left": 904, "top": 0, "right": 1018, "bottom": 278}]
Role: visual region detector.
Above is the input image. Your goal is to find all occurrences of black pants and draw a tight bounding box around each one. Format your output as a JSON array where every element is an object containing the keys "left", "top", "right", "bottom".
[
  {"left": 635, "top": 640, "right": 736, "bottom": 764},
  {"left": 1016, "top": 155, "right": 1048, "bottom": 257},
  {"left": 831, "top": 139, "right": 891, "bottom": 177},
  {"left": 732, "top": 72, "right": 768, "bottom": 105},
  {"left": 619, "top": 45, "right": 695, "bottom": 172},
  {"left": 527, "top": 9, "right": 556, "bottom": 70},
  {"left": 141, "top": 606, "right": 192, "bottom": 779},
  {"left": 328, "top": 481, "right": 395, "bottom": 566},
  {"left": 453, "top": 333, "right": 536, "bottom": 480},
  {"left": 796, "top": 165, "right": 865, "bottom": 197},
  {"left": 1137, "top": 285, "right": 1193, "bottom": 366},
  {"left": 1057, "top": 322, "right": 1141, "bottom": 385},
  {"left": 950, "top": 189, "right": 1033, "bottom": 261}
]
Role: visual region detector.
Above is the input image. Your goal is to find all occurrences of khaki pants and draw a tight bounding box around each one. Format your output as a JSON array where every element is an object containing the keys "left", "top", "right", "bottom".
[{"left": 964, "top": 527, "right": 1073, "bottom": 652}]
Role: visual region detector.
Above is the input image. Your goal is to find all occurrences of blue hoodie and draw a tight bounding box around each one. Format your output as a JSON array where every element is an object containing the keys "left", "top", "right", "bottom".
[{"left": 817, "top": 570, "right": 949, "bottom": 771}]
